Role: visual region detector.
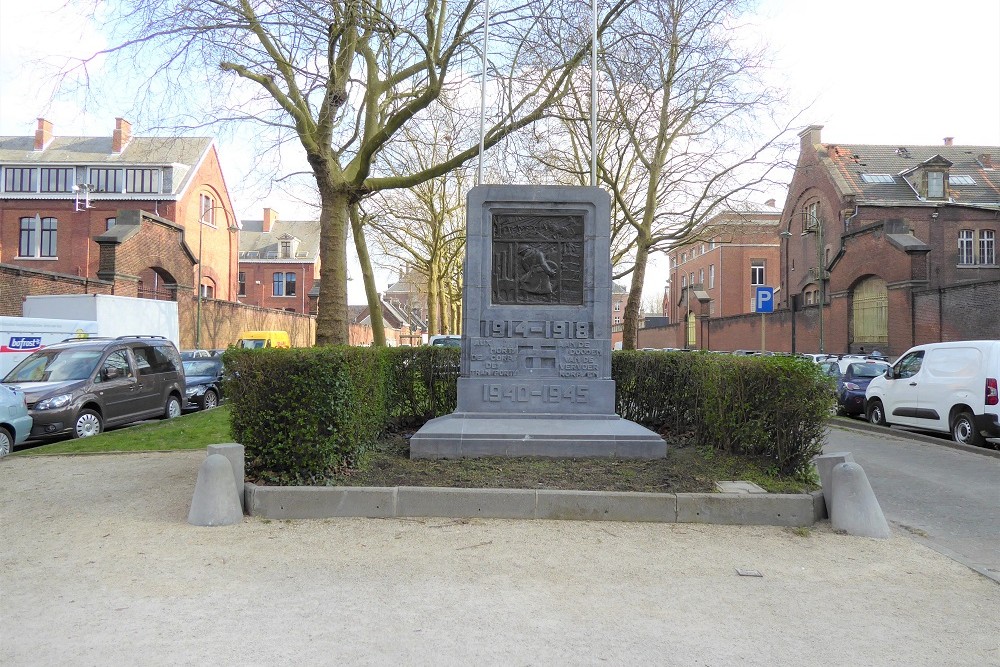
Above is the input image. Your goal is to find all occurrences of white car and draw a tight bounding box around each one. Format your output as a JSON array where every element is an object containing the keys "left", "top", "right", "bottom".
[
  {"left": 865, "top": 340, "right": 1000, "bottom": 446},
  {"left": 0, "top": 384, "right": 32, "bottom": 456}
]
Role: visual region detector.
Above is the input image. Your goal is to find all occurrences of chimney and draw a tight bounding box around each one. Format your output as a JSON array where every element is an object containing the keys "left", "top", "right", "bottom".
[
  {"left": 765, "top": 198, "right": 776, "bottom": 208},
  {"left": 34, "top": 118, "right": 53, "bottom": 151},
  {"left": 112, "top": 118, "right": 132, "bottom": 153},
  {"left": 978, "top": 153, "right": 993, "bottom": 169},
  {"left": 797, "top": 124, "right": 823, "bottom": 151},
  {"left": 263, "top": 208, "right": 278, "bottom": 233}
]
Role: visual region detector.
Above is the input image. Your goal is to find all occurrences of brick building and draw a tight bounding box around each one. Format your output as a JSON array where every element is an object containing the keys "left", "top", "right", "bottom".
[
  {"left": 638, "top": 127, "right": 1000, "bottom": 355},
  {"left": 238, "top": 208, "right": 320, "bottom": 314},
  {"left": 663, "top": 201, "right": 781, "bottom": 348},
  {"left": 0, "top": 118, "right": 239, "bottom": 302}
]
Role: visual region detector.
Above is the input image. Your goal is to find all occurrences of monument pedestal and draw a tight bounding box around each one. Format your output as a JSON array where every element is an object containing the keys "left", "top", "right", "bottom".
[{"left": 410, "top": 412, "right": 667, "bottom": 459}]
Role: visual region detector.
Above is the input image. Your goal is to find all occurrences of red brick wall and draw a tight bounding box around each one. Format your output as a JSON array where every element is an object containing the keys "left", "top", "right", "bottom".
[
  {"left": 0, "top": 264, "right": 114, "bottom": 317},
  {"left": 913, "top": 280, "right": 1000, "bottom": 342}
]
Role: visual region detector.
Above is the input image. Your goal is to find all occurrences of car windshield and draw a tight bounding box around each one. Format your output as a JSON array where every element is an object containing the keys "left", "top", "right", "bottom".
[
  {"left": 4, "top": 348, "right": 103, "bottom": 383},
  {"left": 848, "top": 363, "right": 888, "bottom": 379},
  {"left": 183, "top": 360, "right": 220, "bottom": 376},
  {"left": 239, "top": 339, "right": 267, "bottom": 349}
]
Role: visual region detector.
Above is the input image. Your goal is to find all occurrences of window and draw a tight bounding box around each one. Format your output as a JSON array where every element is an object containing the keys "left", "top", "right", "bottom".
[
  {"left": 681, "top": 275, "right": 687, "bottom": 288},
  {"left": 700, "top": 244, "right": 706, "bottom": 255},
  {"left": 750, "top": 261, "right": 765, "bottom": 286},
  {"left": 980, "top": 230, "right": 996, "bottom": 265},
  {"left": 90, "top": 168, "right": 123, "bottom": 193},
  {"left": 5, "top": 167, "right": 37, "bottom": 192},
  {"left": 681, "top": 252, "right": 687, "bottom": 262},
  {"left": 238, "top": 272, "right": 246, "bottom": 297},
  {"left": 614, "top": 302, "right": 621, "bottom": 312},
  {"left": 614, "top": 316, "right": 622, "bottom": 325},
  {"left": 949, "top": 175, "right": 976, "bottom": 186},
  {"left": 18, "top": 217, "right": 36, "bottom": 257},
  {"left": 273, "top": 272, "right": 296, "bottom": 296},
  {"left": 699, "top": 268, "right": 704, "bottom": 286},
  {"left": 200, "top": 193, "right": 216, "bottom": 226},
  {"left": 200, "top": 283, "right": 214, "bottom": 298},
  {"left": 896, "top": 351, "right": 924, "bottom": 379},
  {"left": 40, "top": 217, "right": 57, "bottom": 257},
  {"left": 106, "top": 217, "right": 116, "bottom": 231},
  {"left": 98, "top": 350, "right": 133, "bottom": 382},
  {"left": 860, "top": 173, "right": 895, "bottom": 184},
  {"left": 927, "top": 171, "right": 945, "bottom": 199},
  {"left": 958, "top": 230, "right": 974, "bottom": 265},
  {"left": 17, "top": 216, "right": 56, "bottom": 257},
  {"left": 689, "top": 272, "right": 694, "bottom": 287},
  {"left": 280, "top": 240, "right": 291, "bottom": 259},
  {"left": 39, "top": 168, "right": 73, "bottom": 193},
  {"left": 802, "top": 202, "right": 819, "bottom": 230},
  {"left": 709, "top": 264, "right": 715, "bottom": 289},
  {"left": 125, "top": 168, "right": 161, "bottom": 194}
]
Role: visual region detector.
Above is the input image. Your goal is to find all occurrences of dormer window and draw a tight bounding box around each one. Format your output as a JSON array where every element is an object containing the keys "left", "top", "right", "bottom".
[
  {"left": 280, "top": 240, "right": 292, "bottom": 258},
  {"left": 927, "top": 171, "right": 945, "bottom": 199}
]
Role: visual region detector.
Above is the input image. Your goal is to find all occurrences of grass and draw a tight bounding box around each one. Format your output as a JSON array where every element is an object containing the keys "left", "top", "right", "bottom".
[
  {"left": 14, "top": 405, "right": 818, "bottom": 494},
  {"left": 14, "top": 405, "right": 233, "bottom": 456}
]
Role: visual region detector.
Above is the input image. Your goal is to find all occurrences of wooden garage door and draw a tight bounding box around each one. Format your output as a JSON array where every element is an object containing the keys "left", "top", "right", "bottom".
[{"left": 852, "top": 276, "right": 888, "bottom": 345}]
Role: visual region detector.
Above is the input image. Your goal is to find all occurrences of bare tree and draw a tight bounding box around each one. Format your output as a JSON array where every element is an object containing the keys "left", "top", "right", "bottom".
[
  {"left": 534, "top": 0, "right": 795, "bottom": 348},
  {"left": 74, "top": 0, "right": 634, "bottom": 345}
]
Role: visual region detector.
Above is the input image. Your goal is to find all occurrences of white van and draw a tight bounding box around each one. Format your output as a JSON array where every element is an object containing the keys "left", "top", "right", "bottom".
[{"left": 865, "top": 340, "right": 1000, "bottom": 446}]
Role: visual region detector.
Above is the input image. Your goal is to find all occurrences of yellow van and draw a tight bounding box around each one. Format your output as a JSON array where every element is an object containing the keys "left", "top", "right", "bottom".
[{"left": 236, "top": 331, "right": 291, "bottom": 349}]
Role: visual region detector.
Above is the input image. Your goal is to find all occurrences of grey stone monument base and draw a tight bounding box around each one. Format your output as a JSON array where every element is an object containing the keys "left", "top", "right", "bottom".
[{"left": 409, "top": 413, "right": 667, "bottom": 459}]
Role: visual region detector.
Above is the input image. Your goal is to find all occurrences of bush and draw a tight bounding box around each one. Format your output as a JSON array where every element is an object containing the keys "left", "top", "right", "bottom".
[
  {"left": 223, "top": 346, "right": 388, "bottom": 483},
  {"left": 225, "top": 345, "right": 831, "bottom": 483}
]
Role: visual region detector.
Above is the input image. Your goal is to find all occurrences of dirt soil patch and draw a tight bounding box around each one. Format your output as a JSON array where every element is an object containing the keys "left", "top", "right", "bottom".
[{"left": 257, "top": 430, "right": 816, "bottom": 494}]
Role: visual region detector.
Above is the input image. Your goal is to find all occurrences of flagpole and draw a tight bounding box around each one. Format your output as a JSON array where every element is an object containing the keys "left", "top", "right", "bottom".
[
  {"left": 478, "top": 0, "right": 490, "bottom": 186},
  {"left": 590, "top": 0, "right": 597, "bottom": 187}
]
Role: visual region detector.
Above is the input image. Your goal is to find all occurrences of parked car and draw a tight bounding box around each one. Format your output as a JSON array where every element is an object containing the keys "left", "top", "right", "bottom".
[
  {"left": 429, "top": 335, "right": 461, "bottom": 348},
  {"left": 818, "top": 358, "right": 891, "bottom": 417},
  {"left": 180, "top": 349, "right": 211, "bottom": 360},
  {"left": 0, "top": 383, "right": 32, "bottom": 456},
  {"left": 1, "top": 336, "right": 185, "bottom": 440},
  {"left": 865, "top": 340, "right": 1000, "bottom": 446},
  {"left": 182, "top": 357, "right": 224, "bottom": 411}
]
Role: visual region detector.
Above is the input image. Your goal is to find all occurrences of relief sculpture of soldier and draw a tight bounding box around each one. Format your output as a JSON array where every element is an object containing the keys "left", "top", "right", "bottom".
[{"left": 518, "top": 245, "right": 558, "bottom": 299}]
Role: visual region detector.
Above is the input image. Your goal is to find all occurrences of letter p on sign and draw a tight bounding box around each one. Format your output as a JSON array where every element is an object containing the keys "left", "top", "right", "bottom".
[{"left": 754, "top": 286, "right": 774, "bottom": 313}]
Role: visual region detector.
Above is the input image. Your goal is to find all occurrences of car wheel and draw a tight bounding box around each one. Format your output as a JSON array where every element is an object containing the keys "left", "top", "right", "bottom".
[
  {"left": 951, "top": 411, "right": 985, "bottom": 447},
  {"left": 201, "top": 389, "right": 219, "bottom": 410},
  {"left": 73, "top": 410, "right": 103, "bottom": 438},
  {"left": 164, "top": 396, "right": 182, "bottom": 419},
  {"left": 0, "top": 427, "right": 12, "bottom": 457},
  {"left": 867, "top": 399, "right": 887, "bottom": 426}
]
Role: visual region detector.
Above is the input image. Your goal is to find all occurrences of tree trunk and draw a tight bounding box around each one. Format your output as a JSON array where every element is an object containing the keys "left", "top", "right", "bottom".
[
  {"left": 622, "top": 242, "right": 650, "bottom": 350},
  {"left": 315, "top": 188, "right": 350, "bottom": 346},
  {"left": 426, "top": 262, "right": 440, "bottom": 336},
  {"left": 351, "top": 205, "right": 386, "bottom": 347}
]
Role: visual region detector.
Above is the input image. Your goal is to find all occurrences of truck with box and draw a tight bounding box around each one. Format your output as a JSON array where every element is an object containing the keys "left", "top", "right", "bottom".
[
  {"left": 23, "top": 295, "right": 180, "bottom": 349},
  {"left": 0, "top": 316, "right": 99, "bottom": 379}
]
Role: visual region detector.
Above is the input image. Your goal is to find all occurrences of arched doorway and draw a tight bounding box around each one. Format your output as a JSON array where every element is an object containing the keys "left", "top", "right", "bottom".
[
  {"left": 137, "top": 267, "right": 179, "bottom": 301},
  {"left": 851, "top": 276, "right": 888, "bottom": 348},
  {"left": 686, "top": 311, "right": 696, "bottom": 348}
]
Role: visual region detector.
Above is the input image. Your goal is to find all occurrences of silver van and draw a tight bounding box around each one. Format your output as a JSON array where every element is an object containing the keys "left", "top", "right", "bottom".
[
  {"left": 2, "top": 336, "right": 185, "bottom": 439},
  {"left": 865, "top": 340, "right": 1000, "bottom": 446}
]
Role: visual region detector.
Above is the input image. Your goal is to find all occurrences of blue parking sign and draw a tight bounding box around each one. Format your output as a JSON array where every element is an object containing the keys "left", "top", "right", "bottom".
[{"left": 754, "top": 286, "right": 774, "bottom": 313}]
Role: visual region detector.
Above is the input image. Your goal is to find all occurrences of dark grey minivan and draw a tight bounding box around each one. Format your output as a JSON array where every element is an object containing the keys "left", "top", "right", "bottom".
[{"left": 1, "top": 336, "right": 185, "bottom": 439}]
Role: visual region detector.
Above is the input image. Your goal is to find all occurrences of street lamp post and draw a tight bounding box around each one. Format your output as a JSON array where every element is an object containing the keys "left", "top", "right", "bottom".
[{"left": 815, "top": 220, "right": 825, "bottom": 353}]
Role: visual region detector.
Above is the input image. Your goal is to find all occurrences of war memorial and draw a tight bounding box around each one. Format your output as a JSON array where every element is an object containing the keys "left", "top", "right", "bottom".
[{"left": 410, "top": 185, "right": 666, "bottom": 459}]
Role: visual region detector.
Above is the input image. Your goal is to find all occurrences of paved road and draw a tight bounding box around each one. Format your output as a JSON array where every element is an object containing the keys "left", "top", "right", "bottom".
[{"left": 825, "top": 422, "right": 1000, "bottom": 583}]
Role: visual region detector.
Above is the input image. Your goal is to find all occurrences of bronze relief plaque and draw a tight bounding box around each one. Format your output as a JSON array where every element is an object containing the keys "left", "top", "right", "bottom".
[{"left": 491, "top": 213, "right": 584, "bottom": 305}]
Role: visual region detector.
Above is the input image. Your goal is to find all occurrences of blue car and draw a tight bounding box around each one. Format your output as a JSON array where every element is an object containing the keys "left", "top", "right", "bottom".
[
  {"left": 820, "top": 358, "right": 890, "bottom": 417},
  {"left": 182, "top": 358, "right": 224, "bottom": 411},
  {"left": 0, "top": 383, "right": 33, "bottom": 456}
]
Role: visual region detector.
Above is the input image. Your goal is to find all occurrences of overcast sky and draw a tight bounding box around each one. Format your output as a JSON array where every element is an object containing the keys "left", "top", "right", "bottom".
[{"left": 2, "top": 0, "right": 998, "bottom": 302}]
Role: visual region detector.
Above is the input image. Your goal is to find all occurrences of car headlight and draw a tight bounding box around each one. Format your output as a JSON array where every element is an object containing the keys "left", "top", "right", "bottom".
[
  {"left": 844, "top": 382, "right": 861, "bottom": 391},
  {"left": 35, "top": 393, "right": 73, "bottom": 410},
  {"left": 185, "top": 386, "right": 206, "bottom": 397}
]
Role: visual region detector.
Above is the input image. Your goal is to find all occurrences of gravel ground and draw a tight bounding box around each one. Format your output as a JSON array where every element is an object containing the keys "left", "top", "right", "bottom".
[{"left": 2, "top": 451, "right": 999, "bottom": 666}]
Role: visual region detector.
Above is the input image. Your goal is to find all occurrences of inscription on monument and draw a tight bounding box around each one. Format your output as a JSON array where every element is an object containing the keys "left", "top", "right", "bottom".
[
  {"left": 467, "top": 338, "right": 604, "bottom": 381},
  {"left": 491, "top": 214, "right": 584, "bottom": 305}
]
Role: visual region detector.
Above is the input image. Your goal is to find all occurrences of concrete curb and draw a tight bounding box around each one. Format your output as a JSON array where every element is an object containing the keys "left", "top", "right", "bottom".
[
  {"left": 245, "top": 483, "right": 825, "bottom": 527},
  {"left": 829, "top": 418, "right": 1000, "bottom": 459}
]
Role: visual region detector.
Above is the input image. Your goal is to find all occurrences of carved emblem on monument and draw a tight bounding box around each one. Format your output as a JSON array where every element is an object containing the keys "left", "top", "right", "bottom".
[{"left": 491, "top": 214, "right": 584, "bottom": 305}]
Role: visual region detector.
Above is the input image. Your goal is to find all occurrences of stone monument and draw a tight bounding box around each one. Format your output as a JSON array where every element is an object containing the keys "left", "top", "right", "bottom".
[{"left": 409, "top": 185, "right": 666, "bottom": 459}]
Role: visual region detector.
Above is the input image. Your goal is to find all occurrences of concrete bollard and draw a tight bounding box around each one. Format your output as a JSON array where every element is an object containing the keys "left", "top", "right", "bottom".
[
  {"left": 830, "top": 462, "right": 891, "bottom": 539},
  {"left": 207, "top": 443, "right": 245, "bottom": 511},
  {"left": 188, "top": 454, "right": 243, "bottom": 527},
  {"left": 813, "top": 451, "right": 856, "bottom": 516}
]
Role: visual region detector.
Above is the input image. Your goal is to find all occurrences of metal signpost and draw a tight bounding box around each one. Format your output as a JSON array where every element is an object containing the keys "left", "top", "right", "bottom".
[{"left": 754, "top": 286, "right": 775, "bottom": 352}]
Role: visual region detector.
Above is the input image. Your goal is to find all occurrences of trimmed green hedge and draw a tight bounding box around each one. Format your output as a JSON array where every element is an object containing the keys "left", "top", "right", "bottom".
[{"left": 224, "top": 346, "right": 831, "bottom": 482}]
